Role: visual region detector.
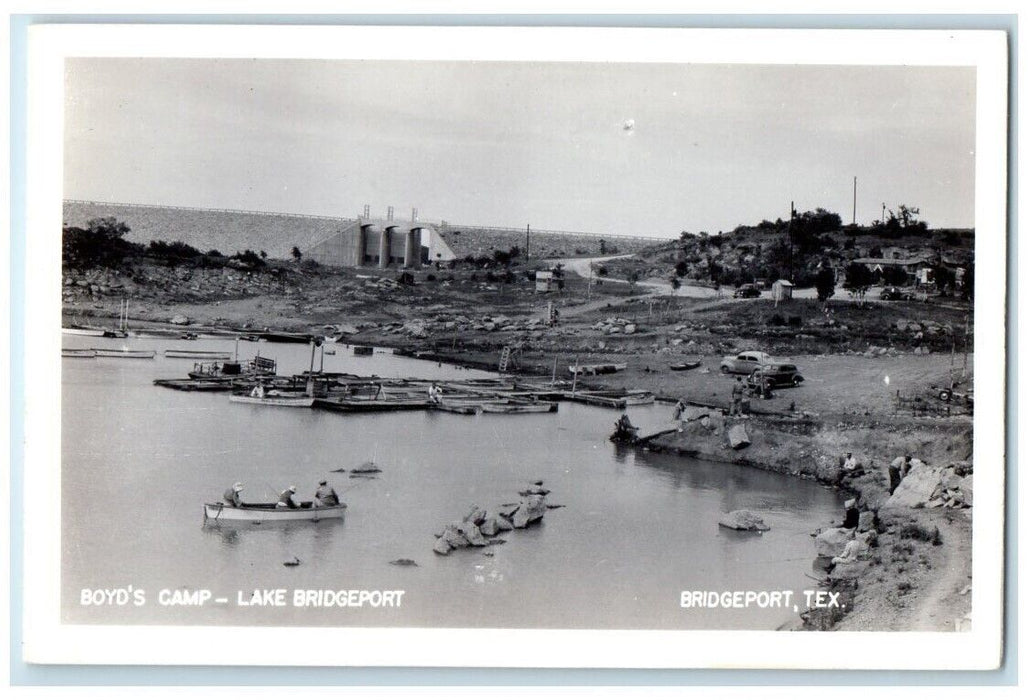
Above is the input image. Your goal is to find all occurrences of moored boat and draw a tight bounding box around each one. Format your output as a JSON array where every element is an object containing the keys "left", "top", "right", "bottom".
[
  {"left": 165, "top": 349, "right": 233, "bottom": 359},
  {"left": 669, "top": 361, "right": 702, "bottom": 371},
  {"left": 229, "top": 391, "right": 315, "bottom": 408},
  {"left": 568, "top": 363, "right": 627, "bottom": 375},
  {"left": 481, "top": 400, "right": 558, "bottom": 414},
  {"left": 203, "top": 501, "right": 346, "bottom": 524},
  {"left": 431, "top": 402, "right": 482, "bottom": 415},
  {"left": 314, "top": 396, "right": 431, "bottom": 412},
  {"left": 259, "top": 331, "right": 316, "bottom": 344},
  {"left": 92, "top": 348, "right": 155, "bottom": 359},
  {"left": 62, "top": 348, "right": 97, "bottom": 358},
  {"left": 62, "top": 327, "right": 107, "bottom": 337}
]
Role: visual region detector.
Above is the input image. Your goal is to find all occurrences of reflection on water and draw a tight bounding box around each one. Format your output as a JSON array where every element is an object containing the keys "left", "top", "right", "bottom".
[{"left": 62, "top": 337, "right": 844, "bottom": 630}]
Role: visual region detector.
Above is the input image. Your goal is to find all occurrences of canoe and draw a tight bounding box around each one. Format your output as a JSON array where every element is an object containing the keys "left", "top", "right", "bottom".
[
  {"left": 670, "top": 361, "right": 702, "bottom": 371},
  {"left": 165, "top": 349, "right": 233, "bottom": 359},
  {"left": 481, "top": 401, "right": 558, "bottom": 414},
  {"left": 229, "top": 393, "right": 315, "bottom": 408},
  {"left": 92, "top": 349, "right": 155, "bottom": 359},
  {"left": 62, "top": 348, "right": 97, "bottom": 358},
  {"left": 203, "top": 501, "right": 346, "bottom": 524}
]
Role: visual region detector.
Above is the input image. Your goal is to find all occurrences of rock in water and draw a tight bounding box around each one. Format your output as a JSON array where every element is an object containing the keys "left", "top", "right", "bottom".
[
  {"left": 389, "top": 558, "right": 419, "bottom": 567},
  {"left": 479, "top": 517, "right": 499, "bottom": 537},
  {"left": 459, "top": 522, "right": 488, "bottom": 546},
  {"left": 727, "top": 423, "right": 751, "bottom": 449},
  {"left": 718, "top": 510, "right": 770, "bottom": 532},
  {"left": 433, "top": 538, "right": 452, "bottom": 555},
  {"left": 815, "top": 527, "right": 854, "bottom": 558}
]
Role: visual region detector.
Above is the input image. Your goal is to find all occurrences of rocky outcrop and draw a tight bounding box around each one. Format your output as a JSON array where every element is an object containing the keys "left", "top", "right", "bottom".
[
  {"left": 815, "top": 527, "right": 854, "bottom": 558},
  {"left": 433, "top": 485, "right": 554, "bottom": 555},
  {"left": 718, "top": 510, "right": 770, "bottom": 532},
  {"left": 886, "top": 461, "right": 973, "bottom": 510}
]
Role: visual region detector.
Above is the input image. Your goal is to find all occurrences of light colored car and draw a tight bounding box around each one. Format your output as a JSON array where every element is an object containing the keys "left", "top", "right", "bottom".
[{"left": 719, "top": 351, "right": 776, "bottom": 374}]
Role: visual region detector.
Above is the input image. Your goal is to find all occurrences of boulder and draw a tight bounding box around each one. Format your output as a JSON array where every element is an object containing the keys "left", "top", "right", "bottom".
[
  {"left": 335, "top": 323, "right": 359, "bottom": 335},
  {"left": 857, "top": 511, "right": 876, "bottom": 533},
  {"left": 494, "top": 514, "right": 514, "bottom": 532},
  {"left": 829, "top": 560, "right": 868, "bottom": 582},
  {"left": 718, "top": 510, "right": 770, "bottom": 532},
  {"left": 511, "top": 506, "right": 531, "bottom": 529},
  {"left": 463, "top": 506, "right": 487, "bottom": 525},
  {"left": 433, "top": 538, "right": 452, "bottom": 555},
  {"left": 726, "top": 423, "right": 751, "bottom": 450},
  {"left": 441, "top": 524, "right": 469, "bottom": 549},
  {"left": 815, "top": 527, "right": 854, "bottom": 558},
  {"left": 459, "top": 522, "right": 488, "bottom": 547},
  {"left": 960, "top": 475, "right": 973, "bottom": 506},
  {"left": 479, "top": 517, "right": 499, "bottom": 537},
  {"left": 624, "top": 324, "right": 637, "bottom": 335},
  {"left": 886, "top": 464, "right": 948, "bottom": 509},
  {"left": 169, "top": 314, "right": 190, "bottom": 325}
]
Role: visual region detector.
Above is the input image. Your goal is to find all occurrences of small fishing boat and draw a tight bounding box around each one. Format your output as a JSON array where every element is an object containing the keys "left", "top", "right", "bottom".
[
  {"left": 669, "top": 361, "right": 702, "bottom": 371},
  {"left": 259, "top": 331, "right": 315, "bottom": 344},
  {"left": 481, "top": 400, "right": 558, "bottom": 414},
  {"left": 92, "top": 348, "right": 155, "bottom": 359},
  {"left": 165, "top": 349, "right": 233, "bottom": 360},
  {"left": 568, "top": 363, "right": 627, "bottom": 376},
  {"left": 203, "top": 501, "right": 346, "bottom": 524},
  {"left": 431, "top": 402, "right": 482, "bottom": 415},
  {"left": 314, "top": 396, "right": 431, "bottom": 412},
  {"left": 229, "top": 390, "right": 315, "bottom": 408},
  {"left": 61, "top": 327, "right": 108, "bottom": 337},
  {"left": 352, "top": 345, "right": 374, "bottom": 356},
  {"left": 564, "top": 390, "right": 654, "bottom": 409},
  {"left": 62, "top": 348, "right": 96, "bottom": 358}
]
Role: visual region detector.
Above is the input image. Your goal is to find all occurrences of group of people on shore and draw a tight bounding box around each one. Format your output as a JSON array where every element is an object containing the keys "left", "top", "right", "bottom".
[{"left": 222, "top": 480, "right": 341, "bottom": 509}]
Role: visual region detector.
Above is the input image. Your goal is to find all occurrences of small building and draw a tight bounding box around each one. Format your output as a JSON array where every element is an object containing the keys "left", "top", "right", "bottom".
[
  {"left": 535, "top": 270, "right": 556, "bottom": 292},
  {"left": 771, "top": 279, "right": 794, "bottom": 302}
]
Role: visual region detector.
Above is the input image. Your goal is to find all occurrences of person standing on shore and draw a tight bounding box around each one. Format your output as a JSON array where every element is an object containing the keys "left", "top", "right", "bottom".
[
  {"left": 888, "top": 455, "right": 912, "bottom": 494},
  {"left": 730, "top": 377, "right": 744, "bottom": 416},
  {"left": 672, "top": 399, "right": 685, "bottom": 422}
]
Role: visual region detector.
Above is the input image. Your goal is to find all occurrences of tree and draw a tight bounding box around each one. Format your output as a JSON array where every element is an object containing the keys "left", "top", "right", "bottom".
[
  {"left": 843, "top": 262, "right": 874, "bottom": 303},
  {"left": 674, "top": 260, "right": 689, "bottom": 277},
  {"left": 599, "top": 239, "right": 608, "bottom": 255},
  {"left": 291, "top": 246, "right": 303, "bottom": 262},
  {"left": 259, "top": 250, "right": 268, "bottom": 260},
  {"left": 815, "top": 266, "right": 836, "bottom": 303},
  {"left": 62, "top": 217, "right": 141, "bottom": 268},
  {"left": 931, "top": 265, "right": 956, "bottom": 295},
  {"left": 670, "top": 276, "right": 682, "bottom": 292}
]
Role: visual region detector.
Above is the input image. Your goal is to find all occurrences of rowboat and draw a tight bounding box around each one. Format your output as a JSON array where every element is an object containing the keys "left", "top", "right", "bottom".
[
  {"left": 62, "top": 348, "right": 96, "bottom": 358},
  {"left": 165, "top": 349, "right": 233, "bottom": 359},
  {"left": 669, "top": 361, "right": 702, "bottom": 371},
  {"left": 314, "top": 396, "right": 431, "bottom": 412},
  {"left": 431, "top": 402, "right": 482, "bottom": 415},
  {"left": 481, "top": 401, "right": 558, "bottom": 414},
  {"left": 259, "top": 331, "right": 315, "bottom": 344},
  {"left": 62, "top": 327, "right": 107, "bottom": 337},
  {"left": 568, "top": 363, "right": 627, "bottom": 375},
  {"left": 203, "top": 501, "right": 346, "bottom": 524},
  {"left": 564, "top": 390, "right": 654, "bottom": 409},
  {"left": 230, "top": 392, "right": 315, "bottom": 408},
  {"left": 352, "top": 345, "right": 374, "bottom": 356},
  {"left": 92, "top": 349, "right": 155, "bottom": 359}
]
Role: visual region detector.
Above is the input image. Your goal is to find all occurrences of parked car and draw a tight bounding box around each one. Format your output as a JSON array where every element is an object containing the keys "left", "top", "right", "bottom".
[
  {"left": 747, "top": 362, "right": 805, "bottom": 389},
  {"left": 720, "top": 351, "right": 776, "bottom": 374},
  {"left": 733, "top": 283, "right": 761, "bottom": 298},
  {"left": 880, "top": 286, "right": 913, "bottom": 301}
]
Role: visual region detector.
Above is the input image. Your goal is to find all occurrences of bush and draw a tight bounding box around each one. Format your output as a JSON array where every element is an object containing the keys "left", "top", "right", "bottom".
[
  {"left": 426, "top": 273, "right": 437, "bottom": 282},
  {"left": 899, "top": 523, "right": 942, "bottom": 545},
  {"left": 768, "top": 313, "right": 786, "bottom": 326},
  {"left": 788, "top": 316, "right": 803, "bottom": 327}
]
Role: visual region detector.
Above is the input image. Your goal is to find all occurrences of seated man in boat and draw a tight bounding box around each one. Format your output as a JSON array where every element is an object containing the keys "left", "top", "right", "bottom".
[
  {"left": 250, "top": 383, "right": 265, "bottom": 399},
  {"left": 428, "top": 382, "right": 442, "bottom": 405},
  {"left": 614, "top": 412, "right": 638, "bottom": 439},
  {"left": 276, "top": 485, "right": 300, "bottom": 509},
  {"left": 314, "top": 480, "right": 340, "bottom": 507},
  {"left": 223, "top": 482, "right": 244, "bottom": 507}
]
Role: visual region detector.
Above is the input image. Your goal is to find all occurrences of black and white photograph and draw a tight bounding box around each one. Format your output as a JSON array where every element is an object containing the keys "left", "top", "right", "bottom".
[{"left": 19, "top": 24, "right": 1008, "bottom": 670}]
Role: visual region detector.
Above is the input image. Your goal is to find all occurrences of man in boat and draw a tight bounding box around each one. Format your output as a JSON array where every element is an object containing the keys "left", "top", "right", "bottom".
[
  {"left": 613, "top": 413, "right": 638, "bottom": 441},
  {"left": 672, "top": 399, "right": 685, "bottom": 422},
  {"left": 314, "top": 480, "right": 340, "bottom": 507},
  {"left": 276, "top": 485, "right": 300, "bottom": 509},
  {"left": 250, "top": 383, "right": 265, "bottom": 399},
  {"left": 223, "top": 482, "right": 244, "bottom": 507}
]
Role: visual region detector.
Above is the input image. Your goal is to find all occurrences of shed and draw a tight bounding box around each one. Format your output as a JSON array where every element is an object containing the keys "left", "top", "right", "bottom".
[
  {"left": 535, "top": 270, "right": 556, "bottom": 292},
  {"left": 771, "top": 279, "right": 794, "bottom": 302}
]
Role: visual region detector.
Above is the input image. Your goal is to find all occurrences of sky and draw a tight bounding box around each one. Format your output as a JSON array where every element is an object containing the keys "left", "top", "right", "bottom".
[{"left": 63, "top": 58, "right": 976, "bottom": 238}]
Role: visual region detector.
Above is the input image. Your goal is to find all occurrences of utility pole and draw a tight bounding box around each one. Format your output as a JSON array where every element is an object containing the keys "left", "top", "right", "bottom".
[
  {"left": 852, "top": 177, "right": 857, "bottom": 225},
  {"left": 788, "top": 200, "right": 795, "bottom": 282},
  {"left": 881, "top": 202, "right": 887, "bottom": 225}
]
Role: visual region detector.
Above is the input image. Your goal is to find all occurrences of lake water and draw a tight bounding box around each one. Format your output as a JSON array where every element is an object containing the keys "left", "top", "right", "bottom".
[{"left": 61, "top": 335, "right": 844, "bottom": 630}]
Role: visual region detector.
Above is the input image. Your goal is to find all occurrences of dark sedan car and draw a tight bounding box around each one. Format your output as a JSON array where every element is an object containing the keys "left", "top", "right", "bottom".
[
  {"left": 747, "top": 363, "right": 804, "bottom": 389},
  {"left": 733, "top": 284, "right": 761, "bottom": 299}
]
